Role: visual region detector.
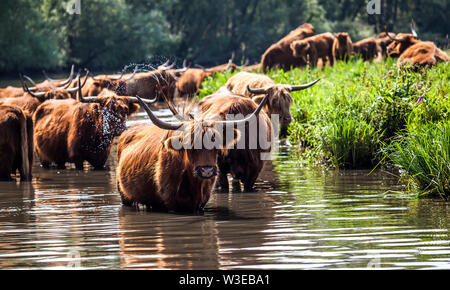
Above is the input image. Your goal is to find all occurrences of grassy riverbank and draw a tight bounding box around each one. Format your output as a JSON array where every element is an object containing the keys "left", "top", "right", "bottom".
[{"left": 198, "top": 59, "right": 450, "bottom": 198}]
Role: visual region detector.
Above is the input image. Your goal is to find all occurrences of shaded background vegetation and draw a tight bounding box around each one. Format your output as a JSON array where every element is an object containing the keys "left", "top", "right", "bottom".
[{"left": 0, "top": 0, "right": 449, "bottom": 74}]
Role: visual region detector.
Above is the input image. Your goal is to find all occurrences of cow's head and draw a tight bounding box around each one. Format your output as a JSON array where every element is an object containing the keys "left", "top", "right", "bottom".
[
  {"left": 247, "top": 79, "right": 320, "bottom": 128},
  {"left": 76, "top": 77, "right": 153, "bottom": 137},
  {"left": 135, "top": 93, "right": 270, "bottom": 179},
  {"left": 386, "top": 33, "right": 418, "bottom": 57},
  {"left": 335, "top": 32, "right": 352, "bottom": 46},
  {"left": 290, "top": 40, "right": 310, "bottom": 60},
  {"left": 92, "top": 65, "right": 138, "bottom": 95}
]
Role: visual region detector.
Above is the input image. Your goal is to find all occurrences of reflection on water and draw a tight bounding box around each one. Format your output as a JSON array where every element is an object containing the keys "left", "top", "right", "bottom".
[{"left": 0, "top": 106, "right": 449, "bottom": 269}]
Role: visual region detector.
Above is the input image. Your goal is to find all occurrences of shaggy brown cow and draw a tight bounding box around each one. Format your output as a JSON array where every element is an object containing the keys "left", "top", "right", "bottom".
[
  {"left": 332, "top": 32, "right": 353, "bottom": 62},
  {"left": 290, "top": 32, "right": 335, "bottom": 67},
  {"left": 198, "top": 91, "right": 272, "bottom": 192},
  {"left": 352, "top": 38, "right": 380, "bottom": 61},
  {"left": 225, "top": 72, "right": 320, "bottom": 133},
  {"left": 386, "top": 33, "right": 450, "bottom": 67},
  {"left": 115, "top": 69, "right": 178, "bottom": 101},
  {"left": 0, "top": 105, "right": 33, "bottom": 181},
  {"left": 261, "top": 23, "right": 315, "bottom": 72},
  {"left": 116, "top": 94, "right": 269, "bottom": 213},
  {"left": 32, "top": 82, "right": 151, "bottom": 170},
  {"left": 176, "top": 60, "right": 234, "bottom": 97},
  {"left": 0, "top": 74, "right": 86, "bottom": 115},
  {"left": 0, "top": 66, "right": 76, "bottom": 99},
  {"left": 73, "top": 67, "right": 137, "bottom": 97}
]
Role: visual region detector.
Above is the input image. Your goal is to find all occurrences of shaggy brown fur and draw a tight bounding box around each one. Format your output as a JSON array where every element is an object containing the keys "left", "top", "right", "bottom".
[
  {"left": 225, "top": 72, "right": 293, "bottom": 128},
  {"left": 386, "top": 33, "right": 419, "bottom": 58},
  {"left": 0, "top": 90, "right": 73, "bottom": 115},
  {"left": 352, "top": 38, "right": 380, "bottom": 61},
  {"left": 387, "top": 33, "right": 450, "bottom": 67},
  {"left": 33, "top": 96, "right": 139, "bottom": 170},
  {"left": 116, "top": 70, "right": 178, "bottom": 101},
  {"left": 116, "top": 111, "right": 241, "bottom": 213},
  {"left": 198, "top": 92, "right": 272, "bottom": 192},
  {"left": 290, "top": 32, "right": 335, "bottom": 67},
  {"left": 71, "top": 76, "right": 126, "bottom": 97},
  {"left": 261, "top": 23, "right": 315, "bottom": 72},
  {"left": 0, "top": 105, "right": 32, "bottom": 181},
  {"left": 176, "top": 68, "right": 212, "bottom": 97},
  {"left": 332, "top": 32, "right": 353, "bottom": 62},
  {"left": 0, "top": 87, "right": 24, "bottom": 99}
]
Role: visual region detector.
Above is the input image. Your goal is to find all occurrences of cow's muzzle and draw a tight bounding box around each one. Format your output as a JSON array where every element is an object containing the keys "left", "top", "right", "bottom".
[{"left": 194, "top": 166, "right": 218, "bottom": 179}]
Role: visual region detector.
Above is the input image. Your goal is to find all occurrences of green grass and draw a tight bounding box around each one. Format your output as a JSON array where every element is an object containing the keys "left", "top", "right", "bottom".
[
  {"left": 198, "top": 59, "right": 450, "bottom": 197},
  {"left": 388, "top": 120, "right": 450, "bottom": 199}
]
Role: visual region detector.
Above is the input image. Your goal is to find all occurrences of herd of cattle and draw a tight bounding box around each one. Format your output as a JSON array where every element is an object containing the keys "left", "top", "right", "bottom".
[{"left": 0, "top": 22, "right": 448, "bottom": 213}]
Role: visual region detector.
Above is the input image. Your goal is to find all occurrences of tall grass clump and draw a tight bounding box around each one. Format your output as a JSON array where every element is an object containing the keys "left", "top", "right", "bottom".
[{"left": 388, "top": 120, "right": 450, "bottom": 199}]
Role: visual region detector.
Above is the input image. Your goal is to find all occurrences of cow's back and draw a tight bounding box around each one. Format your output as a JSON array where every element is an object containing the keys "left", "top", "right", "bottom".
[{"left": 33, "top": 99, "right": 76, "bottom": 164}]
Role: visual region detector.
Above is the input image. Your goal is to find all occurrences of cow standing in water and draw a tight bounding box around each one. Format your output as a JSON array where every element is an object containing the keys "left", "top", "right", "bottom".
[
  {"left": 116, "top": 93, "right": 269, "bottom": 213},
  {"left": 198, "top": 90, "right": 272, "bottom": 192},
  {"left": 0, "top": 105, "right": 33, "bottom": 181},
  {"left": 32, "top": 78, "right": 154, "bottom": 170}
]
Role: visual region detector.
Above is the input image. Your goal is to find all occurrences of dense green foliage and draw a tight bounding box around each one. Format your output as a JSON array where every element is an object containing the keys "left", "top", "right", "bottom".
[
  {"left": 1, "top": 0, "right": 449, "bottom": 73},
  {"left": 199, "top": 59, "right": 449, "bottom": 197},
  {"left": 389, "top": 120, "right": 450, "bottom": 198}
]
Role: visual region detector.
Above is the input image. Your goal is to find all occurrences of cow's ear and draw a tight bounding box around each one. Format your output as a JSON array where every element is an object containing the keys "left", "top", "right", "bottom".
[
  {"left": 128, "top": 103, "right": 140, "bottom": 116},
  {"left": 163, "top": 135, "right": 184, "bottom": 151}
]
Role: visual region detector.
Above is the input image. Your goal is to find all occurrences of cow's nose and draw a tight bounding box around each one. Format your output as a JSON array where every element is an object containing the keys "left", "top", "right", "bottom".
[
  {"left": 283, "top": 116, "right": 292, "bottom": 124},
  {"left": 196, "top": 166, "right": 217, "bottom": 178}
]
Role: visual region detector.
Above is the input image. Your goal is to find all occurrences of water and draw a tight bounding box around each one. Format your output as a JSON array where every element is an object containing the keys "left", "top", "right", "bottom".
[{"left": 0, "top": 107, "right": 449, "bottom": 269}]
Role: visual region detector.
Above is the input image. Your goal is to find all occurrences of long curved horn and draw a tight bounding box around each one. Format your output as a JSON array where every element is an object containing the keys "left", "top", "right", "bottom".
[
  {"left": 128, "top": 96, "right": 158, "bottom": 104},
  {"left": 124, "top": 65, "right": 138, "bottom": 81},
  {"left": 385, "top": 26, "right": 404, "bottom": 42},
  {"left": 175, "top": 60, "right": 190, "bottom": 73},
  {"left": 216, "top": 93, "right": 269, "bottom": 125},
  {"left": 224, "top": 59, "right": 232, "bottom": 70},
  {"left": 67, "top": 69, "right": 89, "bottom": 93},
  {"left": 22, "top": 75, "right": 36, "bottom": 86},
  {"left": 42, "top": 64, "right": 75, "bottom": 85},
  {"left": 247, "top": 86, "right": 267, "bottom": 95},
  {"left": 20, "top": 74, "right": 45, "bottom": 98},
  {"left": 411, "top": 19, "right": 418, "bottom": 38},
  {"left": 136, "top": 96, "right": 183, "bottom": 130},
  {"left": 290, "top": 78, "right": 321, "bottom": 91},
  {"left": 111, "top": 65, "right": 127, "bottom": 80},
  {"left": 160, "top": 60, "right": 176, "bottom": 70},
  {"left": 59, "top": 69, "right": 78, "bottom": 89}
]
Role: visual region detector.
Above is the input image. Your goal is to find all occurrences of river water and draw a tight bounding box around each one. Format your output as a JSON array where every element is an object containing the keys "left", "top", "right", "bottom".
[{"left": 0, "top": 105, "right": 449, "bottom": 270}]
